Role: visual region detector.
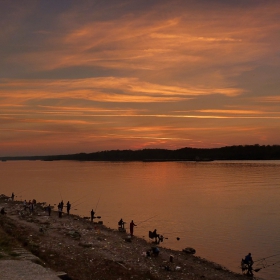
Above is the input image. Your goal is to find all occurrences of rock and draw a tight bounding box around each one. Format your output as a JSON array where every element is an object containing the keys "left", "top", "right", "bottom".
[
  {"left": 56, "top": 271, "right": 72, "bottom": 280},
  {"left": 124, "top": 237, "right": 132, "bottom": 242},
  {"left": 66, "top": 231, "right": 81, "bottom": 239},
  {"left": 183, "top": 247, "right": 196, "bottom": 254}
]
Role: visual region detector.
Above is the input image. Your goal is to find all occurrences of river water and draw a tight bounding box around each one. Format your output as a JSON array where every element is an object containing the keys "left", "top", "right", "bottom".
[{"left": 1, "top": 160, "right": 280, "bottom": 279}]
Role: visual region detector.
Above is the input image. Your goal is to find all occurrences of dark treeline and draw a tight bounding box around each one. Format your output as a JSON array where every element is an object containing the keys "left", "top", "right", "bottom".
[{"left": 1, "top": 144, "right": 280, "bottom": 162}]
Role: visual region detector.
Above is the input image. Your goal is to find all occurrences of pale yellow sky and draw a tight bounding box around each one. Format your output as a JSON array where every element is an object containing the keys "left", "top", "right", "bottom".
[{"left": 1, "top": 0, "right": 280, "bottom": 156}]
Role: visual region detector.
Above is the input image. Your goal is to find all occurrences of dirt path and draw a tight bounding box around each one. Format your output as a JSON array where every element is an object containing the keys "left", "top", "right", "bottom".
[{"left": 0, "top": 196, "right": 261, "bottom": 280}]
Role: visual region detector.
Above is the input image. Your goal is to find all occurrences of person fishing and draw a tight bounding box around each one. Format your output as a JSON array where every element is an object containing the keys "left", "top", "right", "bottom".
[
  {"left": 58, "top": 203, "right": 62, "bottom": 218},
  {"left": 118, "top": 218, "right": 125, "bottom": 229},
  {"left": 60, "top": 200, "right": 64, "bottom": 212},
  {"left": 243, "top": 253, "right": 254, "bottom": 276},
  {"left": 91, "top": 209, "right": 95, "bottom": 222},
  {"left": 130, "top": 220, "right": 137, "bottom": 236},
  {"left": 66, "top": 201, "right": 71, "bottom": 215}
]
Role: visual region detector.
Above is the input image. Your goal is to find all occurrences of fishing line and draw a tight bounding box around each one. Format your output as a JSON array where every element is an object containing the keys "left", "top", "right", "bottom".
[
  {"left": 71, "top": 194, "right": 89, "bottom": 206},
  {"left": 72, "top": 199, "right": 88, "bottom": 208},
  {"left": 58, "top": 188, "right": 63, "bottom": 201},
  {"left": 255, "top": 253, "right": 280, "bottom": 262},
  {"left": 95, "top": 192, "right": 102, "bottom": 212},
  {"left": 137, "top": 214, "right": 159, "bottom": 226},
  {"left": 255, "top": 260, "right": 280, "bottom": 273},
  {"left": 16, "top": 185, "right": 37, "bottom": 196}
]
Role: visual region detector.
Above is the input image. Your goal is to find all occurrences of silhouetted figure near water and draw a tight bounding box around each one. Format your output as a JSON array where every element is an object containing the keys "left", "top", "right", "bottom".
[
  {"left": 130, "top": 220, "right": 137, "bottom": 236},
  {"left": 57, "top": 202, "right": 61, "bottom": 216},
  {"left": 58, "top": 203, "right": 62, "bottom": 218},
  {"left": 11, "top": 192, "right": 15, "bottom": 201},
  {"left": 91, "top": 209, "right": 95, "bottom": 222},
  {"left": 66, "top": 201, "right": 71, "bottom": 215},
  {"left": 29, "top": 200, "right": 34, "bottom": 214},
  {"left": 60, "top": 200, "right": 64, "bottom": 212},
  {"left": 118, "top": 218, "right": 125, "bottom": 229},
  {"left": 48, "top": 204, "right": 51, "bottom": 216},
  {"left": 149, "top": 229, "right": 162, "bottom": 244},
  {"left": 241, "top": 253, "right": 254, "bottom": 276}
]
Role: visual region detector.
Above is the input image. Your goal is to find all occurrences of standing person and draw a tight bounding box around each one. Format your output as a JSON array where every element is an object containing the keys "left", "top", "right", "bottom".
[
  {"left": 66, "top": 201, "right": 71, "bottom": 215},
  {"left": 11, "top": 192, "right": 15, "bottom": 201},
  {"left": 57, "top": 202, "right": 61, "bottom": 217},
  {"left": 28, "top": 200, "right": 31, "bottom": 213},
  {"left": 58, "top": 203, "right": 62, "bottom": 218},
  {"left": 31, "top": 201, "right": 34, "bottom": 213},
  {"left": 130, "top": 220, "right": 137, "bottom": 236},
  {"left": 91, "top": 209, "right": 95, "bottom": 222},
  {"left": 60, "top": 200, "right": 64, "bottom": 212}
]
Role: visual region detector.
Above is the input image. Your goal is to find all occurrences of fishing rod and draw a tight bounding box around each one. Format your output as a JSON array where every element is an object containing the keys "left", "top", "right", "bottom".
[
  {"left": 137, "top": 214, "right": 159, "bottom": 226},
  {"left": 254, "top": 260, "right": 280, "bottom": 273},
  {"left": 71, "top": 194, "right": 89, "bottom": 206},
  {"left": 255, "top": 253, "right": 280, "bottom": 262},
  {"left": 16, "top": 185, "right": 37, "bottom": 196},
  {"left": 71, "top": 200, "right": 102, "bottom": 219},
  {"left": 95, "top": 193, "right": 102, "bottom": 212},
  {"left": 58, "top": 188, "right": 63, "bottom": 201},
  {"left": 72, "top": 199, "right": 87, "bottom": 208}
]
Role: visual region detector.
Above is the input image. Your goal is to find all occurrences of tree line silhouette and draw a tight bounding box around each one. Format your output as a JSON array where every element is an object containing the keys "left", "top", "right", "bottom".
[{"left": 1, "top": 144, "right": 280, "bottom": 161}]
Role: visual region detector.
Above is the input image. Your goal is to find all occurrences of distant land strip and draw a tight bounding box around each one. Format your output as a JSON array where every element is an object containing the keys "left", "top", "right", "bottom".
[{"left": 1, "top": 144, "right": 280, "bottom": 162}]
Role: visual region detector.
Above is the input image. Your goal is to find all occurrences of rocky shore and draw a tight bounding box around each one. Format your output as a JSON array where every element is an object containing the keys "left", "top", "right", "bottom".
[{"left": 0, "top": 195, "right": 256, "bottom": 280}]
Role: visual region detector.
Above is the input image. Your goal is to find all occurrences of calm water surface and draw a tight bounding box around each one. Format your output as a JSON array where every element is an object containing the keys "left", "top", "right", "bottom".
[{"left": 1, "top": 160, "right": 280, "bottom": 280}]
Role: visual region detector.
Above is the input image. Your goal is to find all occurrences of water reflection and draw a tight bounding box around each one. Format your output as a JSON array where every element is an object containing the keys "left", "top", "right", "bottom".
[{"left": 1, "top": 160, "right": 280, "bottom": 279}]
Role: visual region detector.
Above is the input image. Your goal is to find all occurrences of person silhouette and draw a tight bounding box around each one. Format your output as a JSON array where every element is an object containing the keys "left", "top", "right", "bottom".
[
  {"left": 118, "top": 218, "right": 125, "bottom": 229},
  {"left": 66, "top": 201, "right": 71, "bottom": 215},
  {"left": 91, "top": 209, "right": 95, "bottom": 222},
  {"left": 130, "top": 220, "right": 137, "bottom": 236}
]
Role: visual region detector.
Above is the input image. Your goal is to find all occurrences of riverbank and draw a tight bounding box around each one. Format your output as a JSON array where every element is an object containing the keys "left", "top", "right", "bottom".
[{"left": 0, "top": 195, "right": 258, "bottom": 280}]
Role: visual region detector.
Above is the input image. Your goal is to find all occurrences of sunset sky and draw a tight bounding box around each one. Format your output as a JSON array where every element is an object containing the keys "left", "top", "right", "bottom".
[{"left": 1, "top": 0, "right": 280, "bottom": 156}]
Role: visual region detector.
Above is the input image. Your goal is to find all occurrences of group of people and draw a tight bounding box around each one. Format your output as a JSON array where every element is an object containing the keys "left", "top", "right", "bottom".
[
  {"left": 57, "top": 200, "right": 71, "bottom": 217},
  {"left": 23, "top": 199, "right": 37, "bottom": 213},
  {"left": 2, "top": 192, "right": 259, "bottom": 269},
  {"left": 118, "top": 218, "right": 137, "bottom": 236}
]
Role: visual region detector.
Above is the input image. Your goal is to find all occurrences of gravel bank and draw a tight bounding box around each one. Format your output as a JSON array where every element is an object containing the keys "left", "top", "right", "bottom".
[{"left": 0, "top": 195, "right": 259, "bottom": 280}]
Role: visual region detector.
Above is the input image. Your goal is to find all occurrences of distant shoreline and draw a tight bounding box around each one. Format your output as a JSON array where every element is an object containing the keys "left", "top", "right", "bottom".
[{"left": 1, "top": 144, "right": 280, "bottom": 162}]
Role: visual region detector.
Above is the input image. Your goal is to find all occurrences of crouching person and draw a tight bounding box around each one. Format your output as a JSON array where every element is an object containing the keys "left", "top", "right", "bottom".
[{"left": 146, "top": 246, "right": 160, "bottom": 257}]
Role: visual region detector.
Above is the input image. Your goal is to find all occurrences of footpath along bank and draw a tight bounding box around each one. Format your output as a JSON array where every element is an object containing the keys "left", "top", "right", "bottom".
[{"left": 0, "top": 195, "right": 258, "bottom": 280}]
